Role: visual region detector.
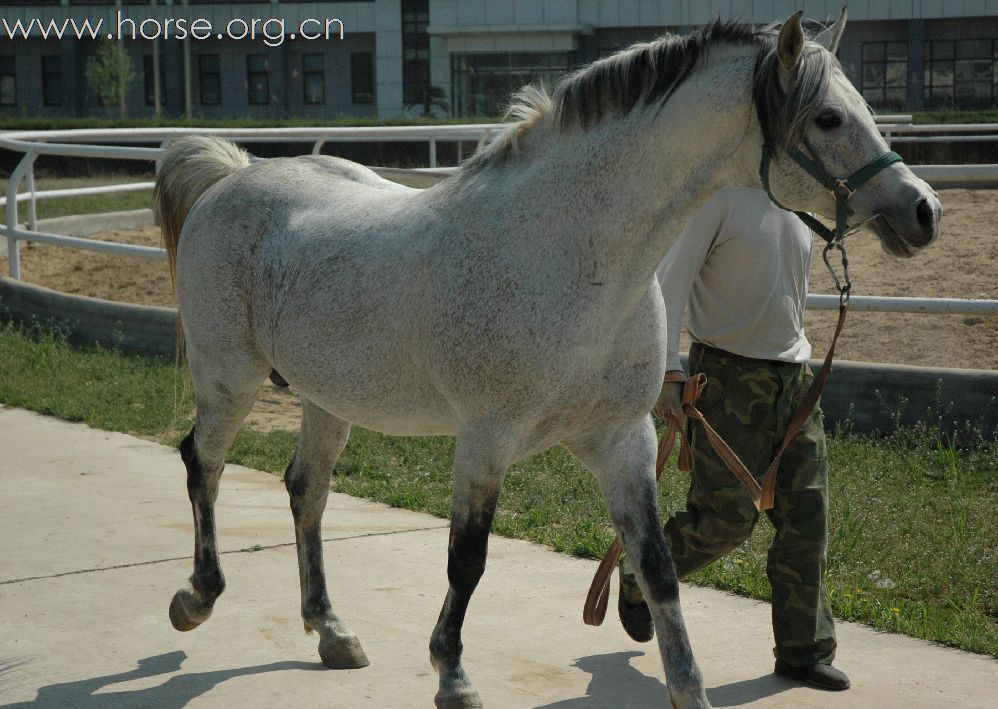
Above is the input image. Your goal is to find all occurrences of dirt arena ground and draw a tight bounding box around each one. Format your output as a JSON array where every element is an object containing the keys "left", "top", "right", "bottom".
[{"left": 2, "top": 187, "right": 995, "bottom": 431}]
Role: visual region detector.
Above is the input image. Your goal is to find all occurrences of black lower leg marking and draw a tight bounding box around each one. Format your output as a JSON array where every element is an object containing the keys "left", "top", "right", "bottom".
[
  {"left": 430, "top": 507, "right": 495, "bottom": 667},
  {"left": 180, "top": 428, "right": 226, "bottom": 602},
  {"left": 284, "top": 452, "right": 333, "bottom": 618}
]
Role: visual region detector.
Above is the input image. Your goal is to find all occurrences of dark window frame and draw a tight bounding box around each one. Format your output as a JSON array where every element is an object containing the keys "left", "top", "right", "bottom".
[
  {"left": 450, "top": 51, "right": 576, "bottom": 117},
  {"left": 246, "top": 53, "right": 270, "bottom": 105},
  {"left": 302, "top": 52, "right": 325, "bottom": 105},
  {"left": 351, "top": 52, "right": 374, "bottom": 104},
  {"left": 860, "top": 41, "right": 907, "bottom": 111},
  {"left": 924, "top": 39, "right": 997, "bottom": 110},
  {"left": 0, "top": 55, "right": 16, "bottom": 107},
  {"left": 198, "top": 53, "right": 221, "bottom": 106},
  {"left": 401, "top": 0, "right": 430, "bottom": 106},
  {"left": 143, "top": 54, "right": 167, "bottom": 107},
  {"left": 42, "top": 55, "right": 62, "bottom": 107}
]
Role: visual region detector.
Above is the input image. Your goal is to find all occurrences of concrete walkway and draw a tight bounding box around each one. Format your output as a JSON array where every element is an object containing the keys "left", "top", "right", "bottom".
[{"left": 0, "top": 406, "right": 994, "bottom": 708}]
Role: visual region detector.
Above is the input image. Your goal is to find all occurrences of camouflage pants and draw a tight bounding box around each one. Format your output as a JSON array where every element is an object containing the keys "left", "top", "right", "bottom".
[{"left": 625, "top": 342, "right": 837, "bottom": 667}]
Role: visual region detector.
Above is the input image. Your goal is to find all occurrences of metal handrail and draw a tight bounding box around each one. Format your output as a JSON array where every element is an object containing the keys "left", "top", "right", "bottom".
[
  {"left": 805, "top": 294, "right": 998, "bottom": 314},
  {"left": 1, "top": 125, "right": 995, "bottom": 318}
]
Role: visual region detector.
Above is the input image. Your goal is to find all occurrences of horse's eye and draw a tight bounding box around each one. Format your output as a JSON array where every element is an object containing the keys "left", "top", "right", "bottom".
[{"left": 815, "top": 111, "right": 843, "bottom": 130}]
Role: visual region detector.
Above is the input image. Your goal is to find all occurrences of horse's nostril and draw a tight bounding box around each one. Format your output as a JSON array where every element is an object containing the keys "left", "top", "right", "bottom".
[{"left": 916, "top": 198, "right": 935, "bottom": 230}]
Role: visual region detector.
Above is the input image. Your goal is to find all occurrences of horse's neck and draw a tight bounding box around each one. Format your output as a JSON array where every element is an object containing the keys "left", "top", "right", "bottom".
[{"left": 504, "top": 48, "right": 759, "bottom": 300}]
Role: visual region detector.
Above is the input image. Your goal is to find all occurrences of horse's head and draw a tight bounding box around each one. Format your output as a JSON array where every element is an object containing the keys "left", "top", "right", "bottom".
[{"left": 757, "top": 10, "right": 941, "bottom": 257}]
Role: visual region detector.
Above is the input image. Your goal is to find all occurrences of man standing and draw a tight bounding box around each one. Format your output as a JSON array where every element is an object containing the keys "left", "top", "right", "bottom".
[{"left": 618, "top": 187, "right": 850, "bottom": 691}]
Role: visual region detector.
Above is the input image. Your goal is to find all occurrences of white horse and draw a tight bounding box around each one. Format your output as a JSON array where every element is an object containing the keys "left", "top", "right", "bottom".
[{"left": 156, "top": 12, "right": 938, "bottom": 709}]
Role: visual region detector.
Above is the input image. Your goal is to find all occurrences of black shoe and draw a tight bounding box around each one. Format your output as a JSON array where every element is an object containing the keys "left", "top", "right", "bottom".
[
  {"left": 617, "top": 592, "right": 654, "bottom": 643},
  {"left": 617, "top": 559, "right": 654, "bottom": 643},
  {"left": 774, "top": 660, "right": 850, "bottom": 691}
]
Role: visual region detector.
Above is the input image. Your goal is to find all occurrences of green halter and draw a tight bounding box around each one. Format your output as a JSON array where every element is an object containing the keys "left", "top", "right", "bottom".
[
  {"left": 759, "top": 143, "right": 902, "bottom": 245},
  {"left": 760, "top": 142, "right": 903, "bottom": 299}
]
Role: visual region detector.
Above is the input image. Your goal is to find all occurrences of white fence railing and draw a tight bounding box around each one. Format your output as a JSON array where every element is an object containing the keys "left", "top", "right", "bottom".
[{"left": 1, "top": 125, "right": 997, "bottom": 317}]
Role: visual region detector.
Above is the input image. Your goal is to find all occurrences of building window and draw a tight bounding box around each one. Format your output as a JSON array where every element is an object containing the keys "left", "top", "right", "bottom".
[
  {"left": 925, "top": 39, "right": 997, "bottom": 110},
  {"left": 402, "top": 0, "right": 430, "bottom": 106},
  {"left": 0, "top": 56, "right": 15, "bottom": 106},
  {"left": 199, "top": 54, "right": 221, "bottom": 105},
  {"left": 861, "top": 41, "right": 907, "bottom": 111},
  {"left": 302, "top": 52, "right": 324, "bottom": 105},
  {"left": 143, "top": 54, "right": 166, "bottom": 106},
  {"left": 247, "top": 54, "right": 269, "bottom": 105},
  {"left": 351, "top": 52, "right": 374, "bottom": 104},
  {"left": 42, "top": 55, "right": 62, "bottom": 106},
  {"left": 451, "top": 52, "right": 575, "bottom": 117}
]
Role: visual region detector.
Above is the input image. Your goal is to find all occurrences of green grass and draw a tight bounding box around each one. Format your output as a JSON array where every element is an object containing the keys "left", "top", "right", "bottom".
[
  {"left": 913, "top": 109, "right": 998, "bottom": 124},
  {"left": 0, "top": 322, "right": 995, "bottom": 657}
]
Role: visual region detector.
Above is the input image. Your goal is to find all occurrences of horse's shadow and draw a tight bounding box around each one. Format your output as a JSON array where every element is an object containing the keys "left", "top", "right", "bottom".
[
  {"left": 1, "top": 650, "right": 318, "bottom": 708},
  {"left": 533, "top": 651, "right": 791, "bottom": 709},
  {"left": 3, "top": 649, "right": 794, "bottom": 708}
]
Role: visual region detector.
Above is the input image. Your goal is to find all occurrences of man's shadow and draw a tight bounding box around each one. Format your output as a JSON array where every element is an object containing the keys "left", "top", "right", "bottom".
[
  {"left": 1, "top": 650, "right": 319, "bottom": 708},
  {"left": 533, "top": 651, "right": 792, "bottom": 708}
]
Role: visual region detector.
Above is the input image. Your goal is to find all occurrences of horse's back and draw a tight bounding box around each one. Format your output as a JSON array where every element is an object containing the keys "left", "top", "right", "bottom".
[
  {"left": 174, "top": 154, "right": 456, "bottom": 432},
  {"left": 175, "top": 154, "right": 423, "bottom": 313}
]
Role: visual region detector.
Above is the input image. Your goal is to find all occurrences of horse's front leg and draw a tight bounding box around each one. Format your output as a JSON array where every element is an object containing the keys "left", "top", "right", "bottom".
[
  {"left": 567, "top": 416, "right": 711, "bottom": 709},
  {"left": 429, "top": 434, "right": 509, "bottom": 709},
  {"left": 284, "top": 400, "right": 369, "bottom": 669}
]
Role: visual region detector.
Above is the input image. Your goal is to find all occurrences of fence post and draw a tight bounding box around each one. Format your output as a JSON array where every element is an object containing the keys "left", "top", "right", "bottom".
[
  {"left": 312, "top": 138, "right": 325, "bottom": 155},
  {"left": 429, "top": 138, "right": 437, "bottom": 168},
  {"left": 26, "top": 161, "right": 37, "bottom": 232},
  {"left": 5, "top": 148, "right": 36, "bottom": 280}
]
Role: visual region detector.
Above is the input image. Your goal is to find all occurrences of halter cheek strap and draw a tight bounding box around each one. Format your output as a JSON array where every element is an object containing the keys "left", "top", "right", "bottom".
[{"left": 759, "top": 143, "right": 903, "bottom": 246}]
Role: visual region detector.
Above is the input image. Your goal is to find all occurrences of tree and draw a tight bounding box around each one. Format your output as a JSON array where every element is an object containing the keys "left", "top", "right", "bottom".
[{"left": 85, "top": 41, "right": 133, "bottom": 118}]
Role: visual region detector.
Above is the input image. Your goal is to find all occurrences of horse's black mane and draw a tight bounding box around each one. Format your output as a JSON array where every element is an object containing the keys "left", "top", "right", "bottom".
[
  {"left": 554, "top": 19, "right": 762, "bottom": 130},
  {"left": 465, "top": 18, "right": 836, "bottom": 171}
]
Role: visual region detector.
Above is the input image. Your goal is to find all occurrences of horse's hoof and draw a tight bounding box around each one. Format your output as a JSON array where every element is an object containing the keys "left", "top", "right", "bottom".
[
  {"left": 318, "top": 634, "right": 370, "bottom": 669},
  {"left": 434, "top": 690, "right": 484, "bottom": 709},
  {"left": 169, "top": 590, "right": 210, "bottom": 632},
  {"left": 434, "top": 671, "right": 483, "bottom": 709}
]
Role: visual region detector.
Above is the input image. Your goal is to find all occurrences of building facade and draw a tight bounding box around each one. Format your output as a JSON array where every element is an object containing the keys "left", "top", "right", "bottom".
[
  {"left": 2, "top": 1, "right": 998, "bottom": 120},
  {"left": 0, "top": 0, "right": 407, "bottom": 119}
]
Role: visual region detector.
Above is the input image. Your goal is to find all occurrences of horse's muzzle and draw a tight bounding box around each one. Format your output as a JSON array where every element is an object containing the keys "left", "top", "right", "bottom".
[{"left": 874, "top": 189, "right": 942, "bottom": 256}]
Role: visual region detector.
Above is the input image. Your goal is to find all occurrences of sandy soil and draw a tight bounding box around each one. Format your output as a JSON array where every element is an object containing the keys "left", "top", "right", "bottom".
[{"left": 2, "top": 188, "right": 995, "bottom": 432}]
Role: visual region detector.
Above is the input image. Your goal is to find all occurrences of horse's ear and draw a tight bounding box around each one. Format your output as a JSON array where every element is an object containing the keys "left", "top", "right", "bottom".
[
  {"left": 814, "top": 6, "right": 848, "bottom": 54},
  {"left": 777, "top": 11, "right": 805, "bottom": 72}
]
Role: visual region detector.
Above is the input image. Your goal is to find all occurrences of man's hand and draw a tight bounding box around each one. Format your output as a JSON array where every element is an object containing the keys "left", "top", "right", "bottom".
[{"left": 653, "top": 380, "right": 686, "bottom": 425}]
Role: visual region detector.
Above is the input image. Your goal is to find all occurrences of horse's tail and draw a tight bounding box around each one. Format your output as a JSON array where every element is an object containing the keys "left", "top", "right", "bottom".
[{"left": 155, "top": 136, "right": 250, "bottom": 284}]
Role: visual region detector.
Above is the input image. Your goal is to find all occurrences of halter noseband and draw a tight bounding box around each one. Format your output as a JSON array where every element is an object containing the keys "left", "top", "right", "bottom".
[
  {"left": 760, "top": 142, "right": 902, "bottom": 245},
  {"left": 759, "top": 141, "right": 903, "bottom": 301}
]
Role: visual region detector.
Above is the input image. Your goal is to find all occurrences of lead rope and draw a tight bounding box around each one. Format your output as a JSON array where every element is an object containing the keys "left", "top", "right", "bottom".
[{"left": 582, "top": 230, "right": 853, "bottom": 627}]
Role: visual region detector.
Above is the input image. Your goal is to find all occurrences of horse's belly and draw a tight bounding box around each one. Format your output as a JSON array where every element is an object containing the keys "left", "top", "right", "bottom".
[
  {"left": 303, "top": 392, "right": 458, "bottom": 437},
  {"left": 272, "top": 338, "right": 458, "bottom": 436}
]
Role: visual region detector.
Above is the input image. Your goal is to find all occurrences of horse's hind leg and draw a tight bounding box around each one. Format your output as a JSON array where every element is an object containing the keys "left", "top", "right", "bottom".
[
  {"left": 430, "top": 434, "right": 509, "bottom": 709},
  {"left": 566, "top": 418, "right": 710, "bottom": 709},
  {"left": 284, "top": 399, "right": 368, "bottom": 669},
  {"left": 169, "top": 356, "right": 265, "bottom": 632}
]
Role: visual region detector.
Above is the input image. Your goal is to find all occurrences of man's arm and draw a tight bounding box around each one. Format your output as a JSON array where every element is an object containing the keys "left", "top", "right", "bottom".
[{"left": 653, "top": 195, "right": 726, "bottom": 421}]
